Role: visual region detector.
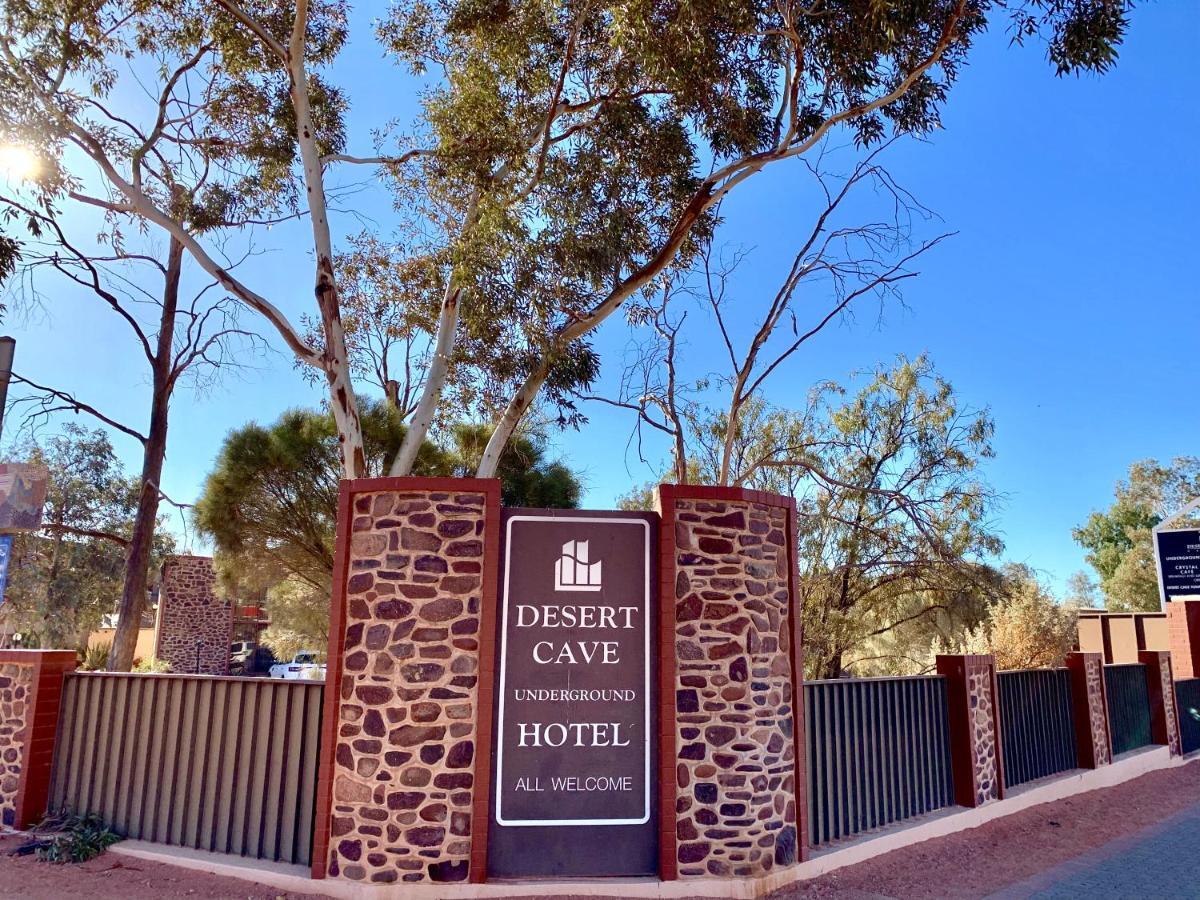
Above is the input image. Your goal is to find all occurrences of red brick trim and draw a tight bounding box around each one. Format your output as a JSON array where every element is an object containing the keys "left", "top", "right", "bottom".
[
  {"left": 0, "top": 649, "right": 77, "bottom": 830},
  {"left": 468, "top": 483, "right": 502, "bottom": 884},
  {"left": 655, "top": 484, "right": 804, "bottom": 875},
  {"left": 310, "top": 476, "right": 503, "bottom": 880},
  {"left": 655, "top": 487, "right": 679, "bottom": 882}
]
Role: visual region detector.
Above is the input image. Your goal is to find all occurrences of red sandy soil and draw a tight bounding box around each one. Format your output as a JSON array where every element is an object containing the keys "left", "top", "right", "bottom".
[
  {"left": 0, "top": 834, "right": 323, "bottom": 899},
  {"left": 0, "top": 759, "right": 1195, "bottom": 899},
  {"left": 771, "top": 758, "right": 1200, "bottom": 899}
]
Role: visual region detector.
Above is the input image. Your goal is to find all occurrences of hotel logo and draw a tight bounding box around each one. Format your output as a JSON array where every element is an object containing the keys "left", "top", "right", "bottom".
[{"left": 554, "top": 539, "right": 602, "bottom": 591}]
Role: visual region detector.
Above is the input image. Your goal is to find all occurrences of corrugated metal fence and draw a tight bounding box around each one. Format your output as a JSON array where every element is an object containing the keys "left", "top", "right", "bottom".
[
  {"left": 50, "top": 673, "right": 323, "bottom": 866},
  {"left": 805, "top": 676, "right": 954, "bottom": 846},
  {"left": 1103, "top": 664, "right": 1152, "bottom": 757},
  {"left": 996, "top": 669, "right": 1077, "bottom": 789},
  {"left": 1176, "top": 678, "right": 1200, "bottom": 756}
]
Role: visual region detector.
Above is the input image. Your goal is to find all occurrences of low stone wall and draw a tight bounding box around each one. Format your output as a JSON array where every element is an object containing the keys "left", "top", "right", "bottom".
[
  {"left": 0, "top": 650, "right": 76, "bottom": 830},
  {"left": 0, "top": 661, "right": 34, "bottom": 828},
  {"left": 658, "top": 485, "right": 804, "bottom": 880},
  {"left": 155, "top": 556, "right": 232, "bottom": 675},
  {"left": 313, "top": 478, "right": 501, "bottom": 885}
]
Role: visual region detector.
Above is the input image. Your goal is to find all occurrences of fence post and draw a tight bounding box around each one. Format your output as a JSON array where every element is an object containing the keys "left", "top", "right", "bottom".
[
  {"left": 1138, "top": 650, "right": 1182, "bottom": 757},
  {"left": 0, "top": 649, "right": 76, "bottom": 830},
  {"left": 1066, "top": 651, "right": 1112, "bottom": 769},
  {"left": 1167, "top": 599, "right": 1200, "bottom": 680},
  {"left": 935, "top": 654, "right": 1003, "bottom": 807}
]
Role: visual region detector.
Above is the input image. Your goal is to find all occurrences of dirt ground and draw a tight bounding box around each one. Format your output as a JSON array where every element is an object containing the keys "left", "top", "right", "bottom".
[
  {"left": 771, "top": 759, "right": 1200, "bottom": 899},
  {"left": 0, "top": 759, "right": 1196, "bottom": 899},
  {"left": 0, "top": 834, "right": 323, "bottom": 899}
]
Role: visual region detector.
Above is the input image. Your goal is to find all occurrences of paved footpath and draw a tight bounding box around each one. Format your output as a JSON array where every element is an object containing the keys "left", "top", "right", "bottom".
[{"left": 987, "top": 804, "right": 1200, "bottom": 900}]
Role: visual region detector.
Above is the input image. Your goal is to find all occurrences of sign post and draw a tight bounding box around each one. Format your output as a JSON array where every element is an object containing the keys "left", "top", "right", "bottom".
[{"left": 487, "top": 509, "right": 657, "bottom": 878}]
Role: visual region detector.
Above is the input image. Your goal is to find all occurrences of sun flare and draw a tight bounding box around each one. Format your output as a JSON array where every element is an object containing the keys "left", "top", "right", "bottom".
[{"left": 0, "top": 144, "right": 40, "bottom": 180}]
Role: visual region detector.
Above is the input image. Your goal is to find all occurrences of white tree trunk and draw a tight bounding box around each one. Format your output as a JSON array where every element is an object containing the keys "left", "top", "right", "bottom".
[
  {"left": 389, "top": 282, "right": 461, "bottom": 475},
  {"left": 289, "top": 1, "right": 364, "bottom": 479}
]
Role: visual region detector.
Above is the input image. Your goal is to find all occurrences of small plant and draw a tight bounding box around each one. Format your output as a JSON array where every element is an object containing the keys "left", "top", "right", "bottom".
[
  {"left": 132, "top": 656, "right": 171, "bottom": 673},
  {"left": 79, "top": 642, "right": 110, "bottom": 672},
  {"left": 18, "top": 812, "right": 122, "bottom": 864}
]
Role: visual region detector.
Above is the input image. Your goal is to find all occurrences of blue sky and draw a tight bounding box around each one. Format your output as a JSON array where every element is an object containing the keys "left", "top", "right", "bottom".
[{"left": 5, "top": 3, "right": 1196, "bottom": 594}]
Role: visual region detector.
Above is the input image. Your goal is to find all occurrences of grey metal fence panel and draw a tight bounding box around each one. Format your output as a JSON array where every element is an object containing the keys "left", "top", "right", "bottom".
[
  {"left": 1103, "top": 664, "right": 1152, "bottom": 757},
  {"left": 805, "top": 675, "right": 954, "bottom": 846},
  {"left": 1177, "top": 678, "right": 1200, "bottom": 755},
  {"left": 996, "top": 669, "right": 1077, "bottom": 789},
  {"left": 49, "top": 673, "right": 323, "bottom": 867}
]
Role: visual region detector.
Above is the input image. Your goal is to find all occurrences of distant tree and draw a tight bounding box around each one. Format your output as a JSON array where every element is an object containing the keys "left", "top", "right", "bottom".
[
  {"left": 0, "top": 425, "right": 174, "bottom": 649},
  {"left": 260, "top": 576, "right": 330, "bottom": 664},
  {"left": 195, "top": 405, "right": 582, "bottom": 600},
  {"left": 952, "top": 564, "right": 1076, "bottom": 670},
  {"left": 1074, "top": 457, "right": 1200, "bottom": 611},
  {"left": 1065, "top": 570, "right": 1100, "bottom": 609}
]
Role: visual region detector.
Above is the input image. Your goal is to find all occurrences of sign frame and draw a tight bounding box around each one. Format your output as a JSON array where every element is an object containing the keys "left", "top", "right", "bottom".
[
  {"left": 1153, "top": 496, "right": 1200, "bottom": 608},
  {"left": 486, "top": 507, "right": 659, "bottom": 880},
  {"left": 495, "top": 514, "right": 652, "bottom": 827}
]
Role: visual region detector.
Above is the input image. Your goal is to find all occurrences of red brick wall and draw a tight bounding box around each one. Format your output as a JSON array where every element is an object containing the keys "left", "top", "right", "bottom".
[{"left": 1167, "top": 600, "right": 1200, "bottom": 679}]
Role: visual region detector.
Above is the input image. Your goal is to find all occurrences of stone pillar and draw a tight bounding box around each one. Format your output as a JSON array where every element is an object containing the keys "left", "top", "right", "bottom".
[
  {"left": 1167, "top": 599, "right": 1200, "bottom": 679},
  {"left": 312, "top": 477, "right": 501, "bottom": 886},
  {"left": 1066, "top": 651, "right": 1112, "bottom": 769},
  {"left": 1138, "top": 650, "right": 1182, "bottom": 756},
  {"left": 936, "top": 654, "right": 1003, "bottom": 807},
  {"left": 0, "top": 649, "right": 76, "bottom": 830},
  {"left": 658, "top": 485, "right": 805, "bottom": 880},
  {"left": 155, "top": 555, "right": 232, "bottom": 675}
]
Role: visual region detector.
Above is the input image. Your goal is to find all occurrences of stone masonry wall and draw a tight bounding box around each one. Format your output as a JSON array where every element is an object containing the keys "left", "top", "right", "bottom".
[
  {"left": 0, "top": 662, "right": 34, "bottom": 829},
  {"left": 670, "top": 496, "right": 799, "bottom": 878},
  {"left": 323, "top": 488, "right": 490, "bottom": 885},
  {"left": 156, "top": 556, "right": 231, "bottom": 675},
  {"left": 965, "top": 660, "right": 1000, "bottom": 806}
]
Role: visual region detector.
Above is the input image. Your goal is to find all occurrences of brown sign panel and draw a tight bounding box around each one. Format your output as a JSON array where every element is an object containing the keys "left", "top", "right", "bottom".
[{"left": 487, "top": 509, "right": 658, "bottom": 878}]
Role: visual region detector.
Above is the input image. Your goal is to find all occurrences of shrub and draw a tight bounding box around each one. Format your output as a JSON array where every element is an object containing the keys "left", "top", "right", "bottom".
[
  {"left": 132, "top": 656, "right": 171, "bottom": 673},
  {"left": 31, "top": 813, "right": 122, "bottom": 864},
  {"left": 78, "top": 642, "right": 110, "bottom": 672}
]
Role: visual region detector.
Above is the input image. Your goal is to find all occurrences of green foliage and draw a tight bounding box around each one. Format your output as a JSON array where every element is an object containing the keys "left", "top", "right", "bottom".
[
  {"left": 1073, "top": 457, "right": 1200, "bottom": 611},
  {"left": 789, "top": 355, "right": 1001, "bottom": 678},
  {"left": 195, "top": 405, "right": 582, "bottom": 599},
  {"left": 131, "top": 656, "right": 171, "bottom": 673},
  {"left": 79, "top": 642, "right": 110, "bottom": 672},
  {"left": 944, "top": 564, "right": 1076, "bottom": 671},
  {"left": 33, "top": 813, "right": 122, "bottom": 864},
  {"left": 260, "top": 576, "right": 330, "bottom": 662},
  {"left": 0, "top": 426, "right": 174, "bottom": 648}
]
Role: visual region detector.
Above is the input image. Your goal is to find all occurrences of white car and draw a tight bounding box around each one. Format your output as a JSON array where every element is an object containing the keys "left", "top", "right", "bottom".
[{"left": 269, "top": 651, "right": 326, "bottom": 680}]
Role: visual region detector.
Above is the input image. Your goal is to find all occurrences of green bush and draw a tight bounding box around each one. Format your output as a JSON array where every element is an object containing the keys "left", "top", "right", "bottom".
[
  {"left": 79, "top": 642, "right": 110, "bottom": 672},
  {"left": 132, "top": 656, "right": 171, "bottom": 673},
  {"left": 32, "top": 813, "right": 122, "bottom": 864}
]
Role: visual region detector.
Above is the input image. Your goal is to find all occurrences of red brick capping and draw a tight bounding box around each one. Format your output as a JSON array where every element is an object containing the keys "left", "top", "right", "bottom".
[
  {"left": 1066, "top": 651, "right": 1112, "bottom": 769},
  {"left": 1167, "top": 600, "right": 1200, "bottom": 680},
  {"left": 1138, "top": 650, "right": 1181, "bottom": 756},
  {"left": 0, "top": 649, "right": 76, "bottom": 830},
  {"left": 936, "top": 654, "right": 1004, "bottom": 807},
  {"left": 657, "top": 485, "right": 806, "bottom": 879},
  {"left": 312, "top": 477, "right": 501, "bottom": 885},
  {"left": 154, "top": 555, "right": 232, "bottom": 675}
]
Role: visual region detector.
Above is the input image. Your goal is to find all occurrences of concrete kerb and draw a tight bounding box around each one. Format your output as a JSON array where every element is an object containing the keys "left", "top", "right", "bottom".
[{"left": 104, "top": 747, "right": 1199, "bottom": 900}]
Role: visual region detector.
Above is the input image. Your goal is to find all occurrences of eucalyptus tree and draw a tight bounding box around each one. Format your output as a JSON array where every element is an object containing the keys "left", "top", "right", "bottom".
[{"left": 0, "top": 0, "right": 1135, "bottom": 487}]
